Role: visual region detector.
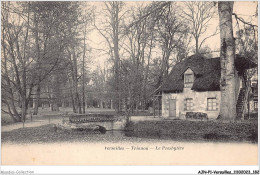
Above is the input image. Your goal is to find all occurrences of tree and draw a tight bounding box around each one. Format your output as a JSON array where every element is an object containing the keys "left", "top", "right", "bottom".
[
  {"left": 82, "top": 15, "right": 87, "bottom": 114},
  {"left": 29, "top": 2, "right": 82, "bottom": 114},
  {"left": 155, "top": 2, "right": 190, "bottom": 87},
  {"left": 1, "top": 2, "right": 85, "bottom": 121},
  {"left": 218, "top": 2, "right": 236, "bottom": 120},
  {"left": 94, "top": 2, "right": 125, "bottom": 112},
  {"left": 235, "top": 19, "right": 258, "bottom": 80},
  {"left": 1, "top": 2, "right": 32, "bottom": 122},
  {"left": 121, "top": 4, "right": 152, "bottom": 112},
  {"left": 81, "top": 7, "right": 93, "bottom": 113},
  {"left": 196, "top": 45, "right": 214, "bottom": 58},
  {"left": 182, "top": 1, "right": 216, "bottom": 54}
]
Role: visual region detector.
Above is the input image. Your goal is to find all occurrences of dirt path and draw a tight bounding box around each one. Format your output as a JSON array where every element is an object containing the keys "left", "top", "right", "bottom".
[{"left": 1, "top": 118, "right": 61, "bottom": 132}]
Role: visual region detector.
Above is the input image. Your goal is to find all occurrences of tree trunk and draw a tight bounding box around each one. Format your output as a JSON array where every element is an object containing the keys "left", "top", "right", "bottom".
[
  {"left": 76, "top": 92, "right": 82, "bottom": 113},
  {"left": 21, "top": 93, "right": 27, "bottom": 122},
  {"left": 33, "top": 84, "right": 40, "bottom": 115},
  {"left": 100, "top": 101, "right": 103, "bottom": 109},
  {"left": 195, "top": 37, "right": 199, "bottom": 54},
  {"left": 142, "top": 33, "right": 153, "bottom": 111},
  {"left": 111, "top": 99, "right": 114, "bottom": 109},
  {"left": 50, "top": 101, "right": 53, "bottom": 111},
  {"left": 53, "top": 101, "right": 59, "bottom": 111},
  {"left": 70, "top": 89, "right": 76, "bottom": 113},
  {"left": 62, "top": 98, "right": 65, "bottom": 108},
  {"left": 218, "top": 2, "right": 237, "bottom": 120},
  {"left": 82, "top": 20, "right": 87, "bottom": 114},
  {"left": 72, "top": 49, "right": 82, "bottom": 114},
  {"left": 21, "top": 63, "right": 27, "bottom": 121},
  {"left": 112, "top": 2, "right": 120, "bottom": 113}
]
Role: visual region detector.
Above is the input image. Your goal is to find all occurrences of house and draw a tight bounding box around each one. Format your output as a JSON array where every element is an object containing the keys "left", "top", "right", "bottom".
[{"left": 161, "top": 54, "right": 257, "bottom": 119}]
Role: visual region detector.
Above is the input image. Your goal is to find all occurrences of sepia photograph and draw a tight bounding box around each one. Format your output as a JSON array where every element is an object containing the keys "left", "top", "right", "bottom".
[{"left": 1, "top": 0, "right": 258, "bottom": 173}]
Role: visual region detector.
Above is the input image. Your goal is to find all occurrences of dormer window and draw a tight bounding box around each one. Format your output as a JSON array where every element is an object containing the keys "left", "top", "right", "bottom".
[
  {"left": 184, "top": 68, "right": 194, "bottom": 88},
  {"left": 185, "top": 74, "right": 193, "bottom": 84}
]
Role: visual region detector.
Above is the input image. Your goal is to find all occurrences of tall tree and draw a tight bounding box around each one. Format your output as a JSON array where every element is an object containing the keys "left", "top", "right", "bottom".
[
  {"left": 155, "top": 2, "right": 190, "bottom": 87},
  {"left": 82, "top": 18, "right": 87, "bottom": 114},
  {"left": 1, "top": 2, "right": 83, "bottom": 121},
  {"left": 1, "top": 2, "right": 32, "bottom": 121},
  {"left": 235, "top": 19, "right": 258, "bottom": 79},
  {"left": 81, "top": 7, "right": 93, "bottom": 113},
  {"left": 94, "top": 2, "right": 124, "bottom": 112},
  {"left": 30, "top": 2, "right": 81, "bottom": 114},
  {"left": 182, "top": 1, "right": 216, "bottom": 54},
  {"left": 218, "top": 2, "right": 236, "bottom": 120}
]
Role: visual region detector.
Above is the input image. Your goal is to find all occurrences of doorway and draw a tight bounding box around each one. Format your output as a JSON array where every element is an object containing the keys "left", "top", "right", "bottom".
[{"left": 169, "top": 99, "right": 176, "bottom": 117}]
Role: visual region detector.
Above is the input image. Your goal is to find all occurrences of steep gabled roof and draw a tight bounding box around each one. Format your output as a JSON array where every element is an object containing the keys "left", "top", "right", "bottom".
[{"left": 162, "top": 54, "right": 257, "bottom": 93}]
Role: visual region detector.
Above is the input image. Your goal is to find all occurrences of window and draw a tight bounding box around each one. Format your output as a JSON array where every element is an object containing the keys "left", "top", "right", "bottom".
[
  {"left": 184, "top": 98, "right": 193, "bottom": 111},
  {"left": 254, "top": 101, "right": 258, "bottom": 110},
  {"left": 207, "top": 98, "right": 217, "bottom": 111},
  {"left": 185, "top": 74, "right": 193, "bottom": 84}
]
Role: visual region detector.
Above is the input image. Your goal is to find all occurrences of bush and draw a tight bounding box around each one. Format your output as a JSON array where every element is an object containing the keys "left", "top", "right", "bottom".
[
  {"left": 124, "top": 120, "right": 134, "bottom": 131},
  {"left": 125, "top": 120, "right": 258, "bottom": 142},
  {"left": 203, "top": 133, "right": 229, "bottom": 141},
  {"left": 244, "top": 112, "right": 258, "bottom": 120}
]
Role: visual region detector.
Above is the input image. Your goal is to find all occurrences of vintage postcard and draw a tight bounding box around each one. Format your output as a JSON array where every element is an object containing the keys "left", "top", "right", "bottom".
[{"left": 1, "top": 1, "right": 258, "bottom": 174}]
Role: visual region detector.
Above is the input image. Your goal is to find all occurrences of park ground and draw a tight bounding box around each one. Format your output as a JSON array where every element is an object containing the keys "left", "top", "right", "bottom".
[{"left": 1, "top": 107, "right": 258, "bottom": 143}]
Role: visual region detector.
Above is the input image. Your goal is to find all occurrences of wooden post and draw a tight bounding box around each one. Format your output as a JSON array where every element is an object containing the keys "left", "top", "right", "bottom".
[{"left": 49, "top": 115, "right": 50, "bottom": 124}]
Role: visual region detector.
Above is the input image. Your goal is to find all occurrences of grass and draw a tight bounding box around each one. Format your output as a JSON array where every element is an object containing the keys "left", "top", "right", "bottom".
[
  {"left": 1, "top": 124, "right": 119, "bottom": 144},
  {"left": 125, "top": 120, "right": 258, "bottom": 143},
  {"left": 1, "top": 112, "right": 14, "bottom": 126},
  {"left": 1, "top": 119, "right": 258, "bottom": 144}
]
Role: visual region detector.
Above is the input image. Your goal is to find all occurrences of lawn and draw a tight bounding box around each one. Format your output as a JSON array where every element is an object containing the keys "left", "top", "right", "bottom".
[
  {"left": 2, "top": 119, "right": 258, "bottom": 144},
  {"left": 1, "top": 124, "right": 127, "bottom": 144},
  {"left": 125, "top": 120, "right": 258, "bottom": 143}
]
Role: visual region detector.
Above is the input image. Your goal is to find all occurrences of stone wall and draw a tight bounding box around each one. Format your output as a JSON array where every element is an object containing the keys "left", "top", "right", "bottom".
[{"left": 162, "top": 88, "right": 221, "bottom": 119}]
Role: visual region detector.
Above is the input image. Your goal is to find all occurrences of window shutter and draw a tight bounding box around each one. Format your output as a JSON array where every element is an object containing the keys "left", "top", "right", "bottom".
[{"left": 184, "top": 99, "right": 187, "bottom": 111}]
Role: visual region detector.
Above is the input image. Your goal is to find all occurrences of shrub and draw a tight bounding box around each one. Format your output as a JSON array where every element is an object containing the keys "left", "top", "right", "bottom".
[{"left": 125, "top": 120, "right": 258, "bottom": 142}]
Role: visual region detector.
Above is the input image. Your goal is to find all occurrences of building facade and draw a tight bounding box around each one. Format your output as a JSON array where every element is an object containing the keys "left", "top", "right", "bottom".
[{"left": 161, "top": 54, "right": 257, "bottom": 119}]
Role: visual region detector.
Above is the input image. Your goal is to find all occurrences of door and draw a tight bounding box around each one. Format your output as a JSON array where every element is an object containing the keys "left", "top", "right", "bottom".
[{"left": 169, "top": 99, "right": 176, "bottom": 117}]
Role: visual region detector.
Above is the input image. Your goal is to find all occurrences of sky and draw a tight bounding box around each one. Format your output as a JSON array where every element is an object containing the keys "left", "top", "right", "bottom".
[
  {"left": 86, "top": 1, "right": 258, "bottom": 69},
  {"left": 206, "top": 1, "right": 258, "bottom": 52}
]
